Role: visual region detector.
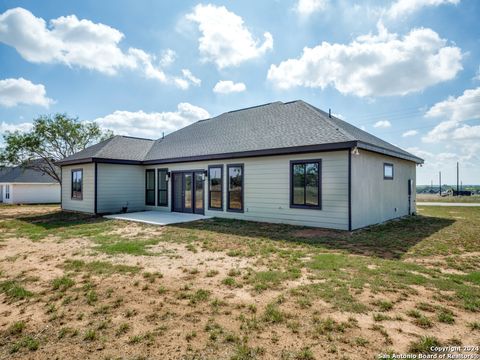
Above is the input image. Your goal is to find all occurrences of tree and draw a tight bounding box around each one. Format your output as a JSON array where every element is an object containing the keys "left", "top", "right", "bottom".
[{"left": 0, "top": 113, "right": 113, "bottom": 183}]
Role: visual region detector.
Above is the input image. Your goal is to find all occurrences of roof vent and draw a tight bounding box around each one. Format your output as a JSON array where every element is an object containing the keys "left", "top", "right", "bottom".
[{"left": 329, "top": 108, "right": 332, "bottom": 118}]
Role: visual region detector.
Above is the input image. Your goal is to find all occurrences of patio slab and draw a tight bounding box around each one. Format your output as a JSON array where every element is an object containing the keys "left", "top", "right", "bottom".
[{"left": 104, "top": 211, "right": 211, "bottom": 225}]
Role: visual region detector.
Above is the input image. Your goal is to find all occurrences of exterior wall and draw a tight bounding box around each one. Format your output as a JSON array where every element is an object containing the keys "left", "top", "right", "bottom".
[
  {"left": 3, "top": 183, "right": 60, "bottom": 204},
  {"left": 61, "top": 163, "right": 95, "bottom": 213},
  {"left": 351, "top": 150, "right": 416, "bottom": 230},
  {"left": 96, "top": 163, "right": 145, "bottom": 214},
  {"left": 0, "top": 185, "right": 3, "bottom": 202},
  {"left": 145, "top": 151, "right": 349, "bottom": 230}
]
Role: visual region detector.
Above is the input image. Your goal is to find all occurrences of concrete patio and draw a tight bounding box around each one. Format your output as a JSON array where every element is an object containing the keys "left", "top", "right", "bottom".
[{"left": 104, "top": 211, "right": 211, "bottom": 225}]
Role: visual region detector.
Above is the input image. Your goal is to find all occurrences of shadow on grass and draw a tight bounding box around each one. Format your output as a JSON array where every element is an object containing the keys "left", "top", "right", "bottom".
[
  {"left": 16, "top": 211, "right": 107, "bottom": 230},
  {"left": 172, "top": 214, "right": 455, "bottom": 259}
]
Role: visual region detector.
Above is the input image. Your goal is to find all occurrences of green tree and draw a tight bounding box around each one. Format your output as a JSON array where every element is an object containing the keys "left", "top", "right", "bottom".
[{"left": 0, "top": 113, "right": 112, "bottom": 183}]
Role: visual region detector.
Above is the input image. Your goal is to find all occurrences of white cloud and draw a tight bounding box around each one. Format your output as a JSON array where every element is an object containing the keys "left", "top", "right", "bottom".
[
  {"left": 0, "top": 121, "right": 33, "bottom": 134},
  {"left": 402, "top": 129, "right": 418, "bottom": 137},
  {"left": 373, "top": 120, "right": 392, "bottom": 128},
  {"left": 295, "top": 0, "right": 328, "bottom": 17},
  {"left": 0, "top": 77, "right": 54, "bottom": 107},
  {"left": 186, "top": 4, "right": 273, "bottom": 69},
  {"left": 94, "top": 103, "right": 210, "bottom": 139},
  {"left": 213, "top": 80, "right": 246, "bottom": 94},
  {"left": 423, "top": 87, "right": 480, "bottom": 143},
  {"left": 387, "top": 0, "right": 460, "bottom": 19},
  {"left": 267, "top": 23, "right": 462, "bottom": 97},
  {"left": 0, "top": 8, "right": 190, "bottom": 89}
]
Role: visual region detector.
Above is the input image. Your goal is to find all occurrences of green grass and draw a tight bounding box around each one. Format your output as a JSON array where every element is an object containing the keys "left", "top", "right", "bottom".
[
  {"left": 52, "top": 276, "right": 75, "bottom": 291},
  {"left": 248, "top": 268, "right": 301, "bottom": 291},
  {"left": 417, "top": 194, "right": 480, "bottom": 203},
  {"left": 7, "top": 321, "right": 26, "bottom": 335},
  {"left": 10, "top": 336, "right": 39, "bottom": 353},
  {"left": 0, "top": 280, "right": 33, "bottom": 300},
  {"left": 408, "top": 336, "right": 441, "bottom": 353},
  {"left": 263, "top": 303, "right": 285, "bottom": 324}
]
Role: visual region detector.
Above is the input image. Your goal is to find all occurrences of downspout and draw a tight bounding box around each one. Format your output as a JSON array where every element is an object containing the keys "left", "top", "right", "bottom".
[{"left": 348, "top": 149, "right": 352, "bottom": 231}]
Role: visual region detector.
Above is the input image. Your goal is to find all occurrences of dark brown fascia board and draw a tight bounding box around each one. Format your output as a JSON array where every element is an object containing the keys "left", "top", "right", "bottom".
[
  {"left": 356, "top": 141, "right": 424, "bottom": 164},
  {"left": 56, "top": 157, "right": 143, "bottom": 166},
  {"left": 142, "top": 141, "right": 357, "bottom": 165},
  {"left": 56, "top": 140, "right": 423, "bottom": 167}
]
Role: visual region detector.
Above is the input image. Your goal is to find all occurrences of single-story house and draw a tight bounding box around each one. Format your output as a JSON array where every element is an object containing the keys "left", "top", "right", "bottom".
[
  {"left": 56, "top": 100, "right": 423, "bottom": 230},
  {"left": 0, "top": 165, "right": 60, "bottom": 204}
]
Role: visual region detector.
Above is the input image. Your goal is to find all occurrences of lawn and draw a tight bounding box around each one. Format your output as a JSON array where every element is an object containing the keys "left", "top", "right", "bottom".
[
  {"left": 417, "top": 193, "right": 480, "bottom": 203},
  {"left": 0, "top": 204, "right": 479, "bottom": 359}
]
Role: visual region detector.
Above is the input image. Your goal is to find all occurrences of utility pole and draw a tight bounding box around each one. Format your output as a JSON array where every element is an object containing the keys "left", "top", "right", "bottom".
[
  {"left": 457, "top": 162, "right": 459, "bottom": 196},
  {"left": 439, "top": 171, "right": 442, "bottom": 196}
]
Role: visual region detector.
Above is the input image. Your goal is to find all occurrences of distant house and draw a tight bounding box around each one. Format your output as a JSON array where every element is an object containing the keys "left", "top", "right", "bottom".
[
  {"left": 0, "top": 165, "right": 60, "bottom": 204},
  {"left": 56, "top": 100, "right": 424, "bottom": 230}
]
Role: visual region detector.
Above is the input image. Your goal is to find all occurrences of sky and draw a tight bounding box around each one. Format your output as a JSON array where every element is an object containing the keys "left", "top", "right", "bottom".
[{"left": 0, "top": 0, "right": 479, "bottom": 185}]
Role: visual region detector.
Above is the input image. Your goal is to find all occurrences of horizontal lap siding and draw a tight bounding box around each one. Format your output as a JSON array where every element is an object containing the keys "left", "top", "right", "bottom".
[
  {"left": 351, "top": 150, "right": 416, "bottom": 229},
  {"left": 61, "top": 163, "right": 95, "bottom": 213},
  {"left": 11, "top": 184, "right": 60, "bottom": 204},
  {"left": 97, "top": 164, "right": 145, "bottom": 214},
  {"left": 145, "top": 151, "right": 349, "bottom": 230}
]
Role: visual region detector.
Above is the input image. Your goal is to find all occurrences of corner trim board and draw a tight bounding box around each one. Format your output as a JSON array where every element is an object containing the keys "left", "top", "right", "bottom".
[{"left": 348, "top": 149, "right": 352, "bottom": 231}]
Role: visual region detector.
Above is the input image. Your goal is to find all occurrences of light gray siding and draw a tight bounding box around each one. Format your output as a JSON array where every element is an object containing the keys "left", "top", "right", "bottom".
[
  {"left": 97, "top": 163, "right": 144, "bottom": 213},
  {"left": 145, "top": 151, "right": 349, "bottom": 230},
  {"left": 61, "top": 163, "right": 95, "bottom": 213},
  {"left": 351, "top": 150, "right": 416, "bottom": 230}
]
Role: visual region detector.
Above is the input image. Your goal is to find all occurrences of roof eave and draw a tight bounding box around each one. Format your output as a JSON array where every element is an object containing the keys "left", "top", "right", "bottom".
[{"left": 356, "top": 141, "right": 424, "bottom": 164}]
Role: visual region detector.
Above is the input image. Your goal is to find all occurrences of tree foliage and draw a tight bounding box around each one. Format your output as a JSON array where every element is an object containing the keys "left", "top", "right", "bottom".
[{"left": 0, "top": 113, "right": 112, "bottom": 183}]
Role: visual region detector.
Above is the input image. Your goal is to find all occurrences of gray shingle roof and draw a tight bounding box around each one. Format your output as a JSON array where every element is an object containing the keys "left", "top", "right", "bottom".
[
  {"left": 144, "top": 100, "right": 422, "bottom": 163},
  {"left": 0, "top": 166, "right": 57, "bottom": 183},
  {"left": 57, "top": 135, "right": 155, "bottom": 164},
  {"left": 57, "top": 101, "right": 423, "bottom": 165}
]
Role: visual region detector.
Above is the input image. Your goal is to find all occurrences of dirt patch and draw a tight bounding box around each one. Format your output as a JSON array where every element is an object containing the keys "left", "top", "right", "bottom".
[{"left": 293, "top": 228, "right": 347, "bottom": 238}]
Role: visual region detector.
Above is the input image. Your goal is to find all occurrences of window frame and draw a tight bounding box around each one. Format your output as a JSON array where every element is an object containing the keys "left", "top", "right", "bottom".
[
  {"left": 208, "top": 165, "right": 223, "bottom": 211},
  {"left": 289, "top": 159, "right": 322, "bottom": 210},
  {"left": 71, "top": 169, "right": 83, "bottom": 200},
  {"left": 145, "top": 169, "right": 156, "bottom": 206},
  {"left": 226, "top": 163, "right": 244, "bottom": 213},
  {"left": 157, "top": 168, "right": 168, "bottom": 207},
  {"left": 5, "top": 184, "right": 10, "bottom": 199},
  {"left": 383, "top": 163, "right": 394, "bottom": 180}
]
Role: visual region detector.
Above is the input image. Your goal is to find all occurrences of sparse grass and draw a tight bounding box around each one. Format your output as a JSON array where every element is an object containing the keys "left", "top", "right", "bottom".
[
  {"left": 52, "top": 276, "right": 75, "bottom": 291},
  {"left": 64, "top": 259, "right": 140, "bottom": 275},
  {"left": 206, "top": 269, "right": 219, "bottom": 277},
  {"left": 83, "top": 329, "right": 97, "bottom": 341},
  {"left": 7, "top": 321, "right": 26, "bottom": 335},
  {"left": 467, "top": 321, "right": 480, "bottom": 330},
  {"left": 375, "top": 300, "right": 394, "bottom": 311},
  {"left": 408, "top": 336, "right": 441, "bottom": 353},
  {"left": 437, "top": 308, "right": 455, "bottom": 324},
  {"left": 10, "top": 335, "right": 39, "bottom": 353},
  {"left": 263, "top": 303, "right": 285, "bottom": 324}
]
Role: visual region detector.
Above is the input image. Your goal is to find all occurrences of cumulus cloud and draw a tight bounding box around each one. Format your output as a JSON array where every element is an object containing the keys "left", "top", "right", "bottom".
[
  {"left": 423, "top": 87, "right": 480, "bottom": 143},
  {"left": 0, "top": 77, "right": 54, "bottom": 107},
  {"left": 373, "top": 120, "right": 392, "bottom": 128},
  {"left": 295, "top": 0, "right": 328, "bottom": 17},
  {"left": 267, "top": 22, "right": 462, "bottom": 97},
  {"left": 186, "top": 4, "right": 273, "bottom": 69},
  {"left": 0, "top": 121, "right": 33, "bottom": 134},
  {"left": 402, "top": 129, "right": 418, "bottom": 137},
  {"left": 213, "top": 80, "right": 246, "bottom": 94},
  {"left": 0, "top": 8, "right": 191, "bottom": 89},
  {"left": 386, "top": 0, "right": 460, "bottom": 19},
  {"left": 94, "top": 103, "right": 210, "bottom": 139}
]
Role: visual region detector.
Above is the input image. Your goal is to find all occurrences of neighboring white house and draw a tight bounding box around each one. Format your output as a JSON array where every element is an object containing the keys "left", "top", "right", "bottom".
[
  {"left": 0, "top": 166, "right": 60, "bottom": 204},
  {"left": 56, "top": 100, "right": 423, "bottom": 230}
]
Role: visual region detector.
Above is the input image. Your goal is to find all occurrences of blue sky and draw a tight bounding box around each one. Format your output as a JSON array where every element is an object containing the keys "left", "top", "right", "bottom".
[{"left": 0, "top": 0, "right": 479, "bottom": 185}]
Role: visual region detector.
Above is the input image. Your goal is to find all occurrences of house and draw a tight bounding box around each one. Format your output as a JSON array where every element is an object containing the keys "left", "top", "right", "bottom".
[
  {"left": 56, "top": 100, "right": 423, "bottom": 230},
  {"left": 0, "top": 165, "right": 60, "bottom": 204}
]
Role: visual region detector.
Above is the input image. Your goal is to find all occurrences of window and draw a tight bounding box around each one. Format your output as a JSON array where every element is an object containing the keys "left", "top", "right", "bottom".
[
  {"left": 5, "top": 185, "right": 10, "bottom": 200},
  {"left": 157, "top": 169, "right": 168, "bottom": 206},
  {"left": 145, "top": 169, "right": 155, "bottom": 205},
  {"left": 71, "top": 169, "right": 83, "bottom": 200},
  {"left": 384, "top": 163, "right": 394, "bottom": 180},
  {"left": 208, "top": 165, "right": 223, "bottom": 210},
  {"left": 290, "top": 160, "right": 321, "bottom": 209},
  {"left": 227, "top": 164, "right": 243, "bottom": 212}
]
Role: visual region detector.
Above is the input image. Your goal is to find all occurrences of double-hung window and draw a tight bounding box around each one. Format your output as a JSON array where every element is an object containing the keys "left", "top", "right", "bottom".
[
  {"left": 208, "top": 165, "right": 223, "bottom": 210},
  {"left": 157, "top": 168, "right": 168, "bottom": 206},
  {"left": 5, "top": 185, "right": 10, "bottom": 200},
  {"left": 145, "top": 169, "right": 155, "bottom": 205},
  {"left": 71, "top": 169, "right": 83, "bottom": 200},
  {"left": 290, "top": 160, "right": 321, "bottom": 209},
  {"left": 227, "top": 164, "right": 244, "bottom": 212}
]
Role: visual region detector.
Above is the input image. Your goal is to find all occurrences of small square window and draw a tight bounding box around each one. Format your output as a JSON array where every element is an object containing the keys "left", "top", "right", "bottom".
[{"left": 384, "top": 163, "right": 394, "bottom": 180}]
